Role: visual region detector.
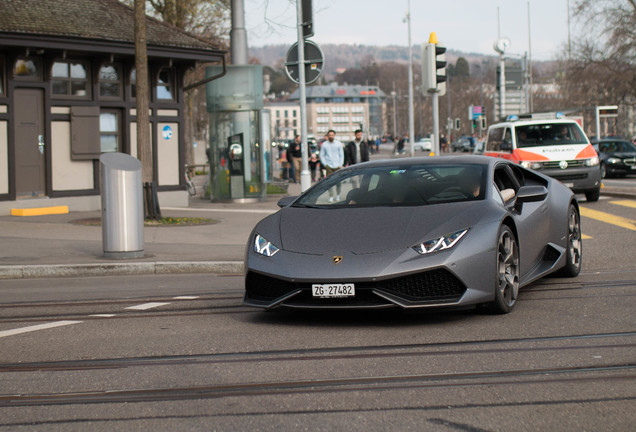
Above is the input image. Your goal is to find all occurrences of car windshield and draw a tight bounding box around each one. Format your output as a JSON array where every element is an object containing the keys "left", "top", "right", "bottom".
[
  {"left": 515, "top": 123, "right": 588, "bottom": 148},
  {"left": 293, "top": 163, "right": 486, "bottom": 208},
  {"left": 598, "top": 141, "right": 636, "bottom": 153}
]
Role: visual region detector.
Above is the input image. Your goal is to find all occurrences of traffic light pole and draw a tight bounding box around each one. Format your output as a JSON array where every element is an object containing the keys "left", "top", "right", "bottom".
[
  {"left": 296, "top": 0, "right": 311, "bottom": 192},
  {"left": 431, "top": 91, "right": 440, "bottom": 155}
]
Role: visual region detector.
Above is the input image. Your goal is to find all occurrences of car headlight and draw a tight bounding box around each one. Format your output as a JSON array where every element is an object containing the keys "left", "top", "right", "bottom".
[
  {"left": 412, "top": 229, "right": 469, "bottom": 255},
  {"left": 606, "top": 157, "right": 621, "bottom": 165},
  {"left": 254, "top": 234, "right": 279, "bottom": 257},
  {"left": 585, "top": 156, "right": 600, "bottom": 166},
  {"left": 520, "top": 161, "right": 542, "bottom": 170}
]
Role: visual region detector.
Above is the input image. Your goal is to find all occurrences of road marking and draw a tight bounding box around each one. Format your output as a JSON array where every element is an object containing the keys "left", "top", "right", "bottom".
[
  {"left": 0, "top": 321, "right": 82, "bottom": 339},
  {"left": 125, "top": 302, "right": 171, "bottom": 311},
  {"left": 610, "top": 200, "right": 636, "bottom": 209},
  {"left": 582, "top": 234, "right": 592, "bottom": 239},
  {"left": 89, "top": 314, "right": 116, "bottom": 318},
  {"left": 173, "top": 296, "right": 199, "bottom": 300},
  {"left": 580, "top": 207, "right": 636, "bottom": 231}
]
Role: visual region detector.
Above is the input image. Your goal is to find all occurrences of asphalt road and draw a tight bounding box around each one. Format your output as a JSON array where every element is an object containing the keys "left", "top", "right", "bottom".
[{"left": 0, "top": 195, "right": 634, "bottom": 431}]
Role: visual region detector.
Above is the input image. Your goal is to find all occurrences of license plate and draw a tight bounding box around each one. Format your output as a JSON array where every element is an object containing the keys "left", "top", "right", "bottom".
[
  {"left": 631, "top": 166, "right": 636, "bottom": 170},
  {"left": 564, "top": 183, "right": 574, "bottom": 187},
  {"left": 312, "top": 283, "right": 355, "bottom": 298}
]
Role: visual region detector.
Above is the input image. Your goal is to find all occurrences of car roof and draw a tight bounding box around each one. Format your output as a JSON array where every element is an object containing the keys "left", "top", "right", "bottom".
[
  {"left": 489, "top": 119, "right": 581, "bottom": 128},
  {"left": 354, "top": 155, "right": 499, "bottom": 170}
]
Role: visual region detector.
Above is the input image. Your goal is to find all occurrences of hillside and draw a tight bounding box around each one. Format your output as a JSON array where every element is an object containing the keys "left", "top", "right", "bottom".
[
  {"left": 249, "top": 43, "right": 556, "bottom": 81},
  {"left": 250, "top": 43, "right": 497, "bottom": 78}
]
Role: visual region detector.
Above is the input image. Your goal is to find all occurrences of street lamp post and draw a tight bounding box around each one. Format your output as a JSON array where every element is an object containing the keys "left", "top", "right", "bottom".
[
  {"left": 391, "top": 90, "right": 397, "bottom": 138},
  {"left": 406, "top": 0, "right": 415, "bottom": 156}
]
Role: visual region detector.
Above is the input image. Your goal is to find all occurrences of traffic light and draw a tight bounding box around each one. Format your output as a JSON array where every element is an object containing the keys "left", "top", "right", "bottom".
[
  {"left": 302, "top": 0, "right": 314, "bottom": 38},
  {"left": 481, "top": 117, "right": 487, "bottom": 129},
  {"left": 421, "top": 32, "right": 446, "bottom": 95},
  {"left": 434, "top": 44, "right": 446, "bottom": 96}
]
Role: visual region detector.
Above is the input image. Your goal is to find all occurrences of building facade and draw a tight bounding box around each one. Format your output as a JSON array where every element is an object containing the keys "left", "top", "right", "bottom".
[
  {"left": 0, "top": 0, "right": 225, "bottom": 214},
  {"left": 265, "top": 101, "right": 300, "bottom": 143},
  {"left": 290, "top": 84, "right": 387, "bottom": 142}
]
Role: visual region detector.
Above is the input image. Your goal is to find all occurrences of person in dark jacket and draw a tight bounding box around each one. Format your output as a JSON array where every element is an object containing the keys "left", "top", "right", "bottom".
[
  {"left": 345, "top": 129, "right": 370, "bottom": 166},
  {"left": 287, "top": 135, "right": 302, "bottom": 183}
]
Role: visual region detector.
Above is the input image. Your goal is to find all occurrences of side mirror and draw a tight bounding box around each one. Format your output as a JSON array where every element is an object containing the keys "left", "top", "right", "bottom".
[
  {"left": 516, "top": 185, "right": 548, "bottom": 203},
  {"left": 277, "top": 196, "right": 298, "bottom": 208},
  {"left": 500, "top": 140, "right": 512, "bottom": 151}
]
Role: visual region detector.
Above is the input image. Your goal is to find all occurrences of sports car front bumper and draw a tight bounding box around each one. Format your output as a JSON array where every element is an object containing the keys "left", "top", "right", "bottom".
[{"left": 244, "top": 224, "right": 499, "bottom": 310}]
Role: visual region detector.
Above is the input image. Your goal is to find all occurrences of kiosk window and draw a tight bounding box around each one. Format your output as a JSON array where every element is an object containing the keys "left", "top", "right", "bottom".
[
  {"left": 99, "top": 64, "right": 122, "bottom": 99},
  {"left": 52, "top": 61, "right": 90, "bottom": 98}
]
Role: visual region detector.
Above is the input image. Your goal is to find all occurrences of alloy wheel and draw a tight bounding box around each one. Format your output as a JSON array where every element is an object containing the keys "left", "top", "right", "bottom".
[{"left": 497, "top": 228, "right": 519, "bottom": 308}]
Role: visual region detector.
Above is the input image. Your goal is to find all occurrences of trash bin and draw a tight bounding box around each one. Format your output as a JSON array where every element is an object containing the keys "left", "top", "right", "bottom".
[{"left": 100, "top": 153, "right": 144, "bottom": 259}]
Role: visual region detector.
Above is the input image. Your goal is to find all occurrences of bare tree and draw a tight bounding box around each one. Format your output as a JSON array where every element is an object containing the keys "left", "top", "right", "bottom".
[{"left": 134, "top": 0, "right": 152, "bottom": 184}]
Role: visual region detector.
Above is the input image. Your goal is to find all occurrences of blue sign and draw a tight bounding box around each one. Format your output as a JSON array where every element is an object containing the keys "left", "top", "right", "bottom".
[{"left": 162, "top": 125, "right": 173, "bottom": 140}]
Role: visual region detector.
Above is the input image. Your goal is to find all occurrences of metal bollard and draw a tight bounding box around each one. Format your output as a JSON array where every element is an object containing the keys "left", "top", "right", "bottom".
[{"left": 100, "top": 153, "right": 144, "bottom": 259}]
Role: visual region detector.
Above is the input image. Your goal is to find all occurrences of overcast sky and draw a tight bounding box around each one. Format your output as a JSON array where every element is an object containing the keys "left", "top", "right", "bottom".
[{"left": 245, "top": 0, "right": 574, "bottom": 60}]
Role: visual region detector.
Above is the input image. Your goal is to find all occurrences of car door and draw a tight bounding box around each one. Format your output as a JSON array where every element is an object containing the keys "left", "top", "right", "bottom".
[{"left": 494, "top": 163, "right": 550, "bottom": 279}]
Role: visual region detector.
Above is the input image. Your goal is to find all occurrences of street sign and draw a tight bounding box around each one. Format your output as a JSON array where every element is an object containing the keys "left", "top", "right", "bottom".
[{"left": 285, "top": 40, "right": 324, "bottom": 85}]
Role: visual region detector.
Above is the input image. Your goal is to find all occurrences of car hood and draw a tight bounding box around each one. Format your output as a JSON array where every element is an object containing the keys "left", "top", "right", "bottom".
[
  {"left": 277, "top": 201, "right": 489, "bottom": 255},
  {"left": 606, "top": 151, "right": 636, "bottom": 159}
]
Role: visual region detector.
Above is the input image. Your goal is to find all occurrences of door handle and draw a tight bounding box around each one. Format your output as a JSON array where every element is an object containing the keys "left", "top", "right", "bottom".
[{"left": 38, "top": 135, "right": 44, "bottom": 154}]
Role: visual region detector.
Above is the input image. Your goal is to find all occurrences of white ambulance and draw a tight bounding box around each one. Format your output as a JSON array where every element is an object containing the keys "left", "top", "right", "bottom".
[{"left": 483, "top": 117, "right": 602, "bottom": 201}]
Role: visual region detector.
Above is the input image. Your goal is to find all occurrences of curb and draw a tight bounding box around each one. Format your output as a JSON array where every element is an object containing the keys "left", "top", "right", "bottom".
[{"left": 0, "top": 261, "right": 244, "bottom": 280}]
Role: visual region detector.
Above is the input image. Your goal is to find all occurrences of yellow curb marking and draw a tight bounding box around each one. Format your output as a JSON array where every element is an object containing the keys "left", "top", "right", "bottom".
[{"left": 11, "top": 206, "right": 69, "bottom": 216}]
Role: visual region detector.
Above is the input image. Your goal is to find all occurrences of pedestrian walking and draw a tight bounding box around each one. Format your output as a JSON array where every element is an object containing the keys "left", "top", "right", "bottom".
[
  {"left": 319, "top": 129, "right": 345, "bottom": 201},
  {"left": 345, "top": 129, "right": 370, "bottom": 166},
  {"left": 288, "top": 135, "right": 302, "bottom": 183}
]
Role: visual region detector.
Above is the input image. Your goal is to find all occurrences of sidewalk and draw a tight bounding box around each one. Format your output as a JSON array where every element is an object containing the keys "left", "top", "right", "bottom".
[
  {"left": 0, "top": 159, "right": 633, "bottom": 280},
  {"left": 0, "top": 181, "right": 303, "bottom": 280}
]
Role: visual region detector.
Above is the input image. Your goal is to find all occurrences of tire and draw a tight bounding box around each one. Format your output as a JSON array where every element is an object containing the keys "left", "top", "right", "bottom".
[
  {"left": 487, "top": 225, "right": 520, "bottom": 314},
  {"left": 558, "top": 203, "right": 582, "bottom": 277},
  {"left": 600, "top": 163, "right": 607, "bottom": 179},
  {"left": 585, "top": 188, "right": 600, "bottom": 202}
]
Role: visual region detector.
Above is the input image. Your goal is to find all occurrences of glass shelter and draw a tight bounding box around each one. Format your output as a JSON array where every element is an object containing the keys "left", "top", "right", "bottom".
[{"left": 206, "top": 65, "right": 265, "bottom": 201}]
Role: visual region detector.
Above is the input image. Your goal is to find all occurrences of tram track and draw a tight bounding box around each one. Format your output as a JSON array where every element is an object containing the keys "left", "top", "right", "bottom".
[
  {"left": 0, "top": 362, "right": 634, "bottom": 407},
  {"left": 1, "top": 331, "right": 633, "bottom": 373}
]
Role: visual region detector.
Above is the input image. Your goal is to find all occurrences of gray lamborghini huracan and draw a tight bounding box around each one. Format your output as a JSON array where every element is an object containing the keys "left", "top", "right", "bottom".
[{"left": 244, "top": 155, "right": 582, "bottom": 313}]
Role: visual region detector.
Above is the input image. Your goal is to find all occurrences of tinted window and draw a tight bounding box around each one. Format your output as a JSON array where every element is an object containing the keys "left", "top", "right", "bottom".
[{"left": 294, "top": 164, "right": 486, "bottom": 208}]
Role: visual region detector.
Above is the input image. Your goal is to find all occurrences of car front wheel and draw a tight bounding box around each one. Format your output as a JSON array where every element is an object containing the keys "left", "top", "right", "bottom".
[
  {"left": 585, "top": 188, "right": 600, "bottom": 202},
  {"left": 488, "top": 225, "right": 520, "bottom": 314}
]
